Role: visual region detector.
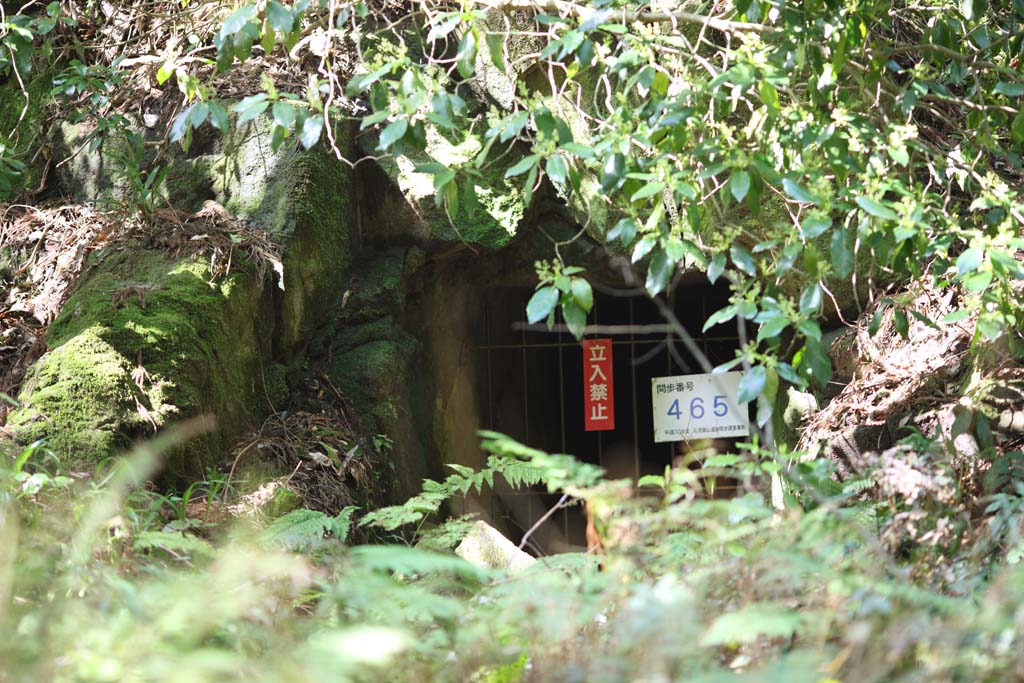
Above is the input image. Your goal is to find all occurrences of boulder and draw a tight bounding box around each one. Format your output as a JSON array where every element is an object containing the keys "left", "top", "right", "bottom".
[{"left": 455, "top": 520, "right": 536, "bottom": 571}]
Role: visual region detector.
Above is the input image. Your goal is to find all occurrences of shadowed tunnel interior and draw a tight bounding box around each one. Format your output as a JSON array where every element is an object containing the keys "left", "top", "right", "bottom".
[{"left": 472, "top": 278, "right": 746, "bottom": 552}]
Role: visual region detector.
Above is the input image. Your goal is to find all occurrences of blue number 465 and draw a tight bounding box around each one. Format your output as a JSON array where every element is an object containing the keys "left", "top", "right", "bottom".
[
  {"left": 668, "top": 399, "right": 683, "bottom": 419},
  {"left": 667, "top": 396, "right": 728, "bottom": 420}
]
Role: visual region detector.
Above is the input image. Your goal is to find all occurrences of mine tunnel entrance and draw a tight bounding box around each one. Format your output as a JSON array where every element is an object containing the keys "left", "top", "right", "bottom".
[{"left": 471, "top": 278, "right": 745, "bottom": 553}]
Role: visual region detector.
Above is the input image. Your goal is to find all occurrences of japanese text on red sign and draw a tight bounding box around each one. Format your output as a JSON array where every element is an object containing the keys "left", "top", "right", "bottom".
[{"left": 583, "top": 338, "right": 615, "bottom": 431}]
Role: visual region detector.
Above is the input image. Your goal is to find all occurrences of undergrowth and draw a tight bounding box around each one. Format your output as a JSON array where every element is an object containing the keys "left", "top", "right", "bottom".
[{"left": 3, "top": 428, "right": 1024, "bottom": 683}]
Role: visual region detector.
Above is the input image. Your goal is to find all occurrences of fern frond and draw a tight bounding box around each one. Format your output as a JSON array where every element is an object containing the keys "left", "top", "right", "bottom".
[{"left": 260, "top": 507, "right": 355, "bottom": 552}]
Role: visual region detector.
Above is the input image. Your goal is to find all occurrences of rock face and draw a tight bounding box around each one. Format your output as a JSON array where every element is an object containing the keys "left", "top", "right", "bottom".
[
  {"left": 7, "top": 253, "right": 274, "bottom": 477},
  {"left": 5, "top": 119, "right": 354, "bottom": 479},
  {"left": 1, "top": 73, "right": 562, "bottom": 496}
]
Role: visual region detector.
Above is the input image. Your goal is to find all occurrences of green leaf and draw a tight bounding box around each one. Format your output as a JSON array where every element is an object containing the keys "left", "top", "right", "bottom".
[
  {"left": 300, "top": 115, "right": 323, "bottom": 149},
  {"left": 272, "top": 101, "right": 296, "bottom": 129},
  {"left": 632, "top": 236, "right": 656, "bottom": 263},
  {"left": 798, "top": 318, "right": 822, "bottom": 341},
  {"left": 977, "top": 313, "right": 1003, "bottom": 340},
  {"left": 800, "top": 213, "right": 832, "bottom": 239},
  {"left": 456, "top": 30, "right": 478, "bottom": 79},
  {"left": 560, "top": 142, "right": 594, "bottom": 158},
  {"left": 526, "top": 286, "right": 559, "bottom": 324},
  {"left": 505, "top": 154, "right": 540, "bottom": 178},
  {"left": 799, "top": 283, "right": 822, "bottom": 314},
  {"left": 485, "top": 32, "right": 507, "bottom": 71},
  {"left": 350, "top": 545, "right": 487, "bottom": 584},
  {"left": 427, "top": 15, "right": 460, "bottom": 43},
  {"left": 571, "top": 278, "right": 593, "bottom": 313},
  {"left": 266, "top": 1, "right": 294, "bottom": 33},
  {"left": 156, "top": 60, "right": 175, "bottom": 85},
  {"left": 956, "top": 247, "right": 984, "bottom": 274},
  {"left": 889, "top": 145, "right": 909, "bottom": 166},
  {"left": 220, "top": 4, "right": 257, "bottom": 38},
  {"left": 523, "top": 165, "right": 539, "bottom": 206},
  {"left": 188, "top": 102, "right": 209, "bottom": 127},
  {"left": 170, "top": 107, "right": 192, "bottom": 143},
  {"left": 1012, "top": 109, "right": 1024, "bottom": 145},
  {"left": 894, "top": 309, "right": 909, "bottom": 340},
  {"left": 562, "top": 300, "right": 587, "bottom": 339},
  {"left": 607, "top": 217, "right": 637, "bottom": 245},
  {"left": 702, "top": 604, "right": 802, "bottom": 646},
  {"left": 995, "top": 82, "right": 1024, "bottom": 97},
  {"left": 702, "top": 304, "right": 737, "bottom": 332},
  {"left": 941, "top": 309, "right": 971, "bottom": 324},
  {"left": 868, "top": 306, "right": 884, "bottom": 336},
  {"left": 729, "top": 169, "right": 751, "bottom": 202},
  {"left": 232, "top": 93, "right": 269, "bottom": 124},
  {"left": 738, "top": 366, "right": 767, "bottom": 404},
  {"left": 855, "top": 196, "right": 898, "bottom": 220},
  {"left": 208, "top": 102, "right": 230, "bottom": 132},
  {"left": 962, "top": 269, "right": 993, "bottom": 292},
  {"left": 707, "top": 254, "right": 726, "bottom": 284},
  {"left": 756, "top": 367, "right": 779, "bottom": 428},
  {"left": 646, "top": 249, "right": 671, "bottom": 295},
  {"left": 546, "top": 154, "right": 568, "bottom": 184},
  {"left": 831, "top": 227, "right": 855, "bottom": 278},
  {"left": 730, "top": 245, "right": 756, "bottom": 276},
  {"left": 444, "top": 179, "right": 459, "bottom": 214},
  {"left": 782, "top": 178, "right": 818, "bottom": 205},
  {"left": 758, "top": 80, "right": 780, "bottom": 112},
  {"left": 679, "top": 239, "right": 707, "bottom": 267},
  {"left": 800, "top": 337, "right": 832, "bottom": 387},
  {"left": 756, "top": 310, "right": 789, "bottom": 342},
  {"left": 260, "top": 508, "right": 354, "bottom": 552},
  {"left": 378, "top": 118, "right": 408, "bottom": 150},
  {"left": 600, "top": 153, "right": 626, "bottom": 193},
  {"left": 631, "top": 181, "right": 666, "bottom": 203},
  {"left": 961, "top": 0, "right": 988, "bottom": 20}
]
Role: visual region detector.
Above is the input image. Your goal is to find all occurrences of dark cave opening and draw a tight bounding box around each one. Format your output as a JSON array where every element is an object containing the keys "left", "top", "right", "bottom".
[{"left": 472, "top": 277, "right": 748, "bottom": 552}]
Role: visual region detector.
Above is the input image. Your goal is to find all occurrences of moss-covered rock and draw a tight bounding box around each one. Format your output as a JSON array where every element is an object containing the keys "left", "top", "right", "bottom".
[
  {"left": 318, "top": 248, "right": 433, "bottom": 498},
  {"left": 7, "top": 250, "right": 273, "bottom": 476},
  {"left": 179, "top": 122, "right": 355, "bottom": 355},
  {"left": 48, "top": 120, "right": 132, "bottom": 205},
  {"left": 8, "top": 115, "right": 357, "bottom": 477},
  {"left": 0, "top": 70, "right": 52, "bottom": 201}
]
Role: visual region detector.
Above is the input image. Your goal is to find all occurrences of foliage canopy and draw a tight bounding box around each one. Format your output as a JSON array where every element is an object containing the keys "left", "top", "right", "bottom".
[{"left": 5, "top": 0, "right": 1024, "bottom": 422}]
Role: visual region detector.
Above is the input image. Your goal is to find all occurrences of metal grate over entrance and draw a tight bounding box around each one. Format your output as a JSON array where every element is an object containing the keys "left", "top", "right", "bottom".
[{"left": 470, "top": 282, "right": 742, "bottom": 553}]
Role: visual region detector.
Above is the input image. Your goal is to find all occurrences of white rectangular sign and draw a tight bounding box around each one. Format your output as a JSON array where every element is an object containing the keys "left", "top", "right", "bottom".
[{"left": 651, "top": 372, "right": 750, "bottom": 443}]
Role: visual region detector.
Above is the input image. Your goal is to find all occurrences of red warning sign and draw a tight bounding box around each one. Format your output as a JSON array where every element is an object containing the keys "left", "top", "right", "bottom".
[{"left": 583, "top": 338, "right": 615, "bottom": 431}]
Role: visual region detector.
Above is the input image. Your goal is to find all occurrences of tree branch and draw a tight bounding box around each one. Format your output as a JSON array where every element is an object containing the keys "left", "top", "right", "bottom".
[{"left": 477, "top": 0, "right": 775, "bottom": 35}]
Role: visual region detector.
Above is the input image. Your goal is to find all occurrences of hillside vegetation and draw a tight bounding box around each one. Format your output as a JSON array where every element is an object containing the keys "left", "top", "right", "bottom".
[{"left": 3, "top": 0, "right": 1024, "bottom": 681}]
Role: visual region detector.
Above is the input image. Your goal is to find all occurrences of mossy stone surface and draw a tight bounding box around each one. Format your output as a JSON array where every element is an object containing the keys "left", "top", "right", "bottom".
[
  {"left": 0, "top": 71, "right": 52, "bottom": 201},
  {"left": 204, "top": 123, "right": 353, "bottom": 354},
  {"left": 7, "top": 249, "right": 273, "bottom": 477}
]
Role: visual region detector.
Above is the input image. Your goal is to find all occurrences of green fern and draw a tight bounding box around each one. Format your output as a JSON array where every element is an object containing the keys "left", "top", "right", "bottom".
[
  {"left": 132, "top": 530, "right": 215, "bottom": 560},
  {"left": 259, "top": 507, "right": 356, "bottom": 552}
]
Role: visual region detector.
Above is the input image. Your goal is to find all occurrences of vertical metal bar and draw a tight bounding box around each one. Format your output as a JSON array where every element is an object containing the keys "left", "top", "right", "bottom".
[
  {"left": 630, "top": 296, "right": 640, "bottom": 480},
  {"left": 486, "top": 302, "right": 493, "bottom": 428},
  {"left": 558, "top": 325, "right": 567, "bottom": 454},
  {"left": 485, "top": 300, "right": 495, "bottom": 522},
  {"left": 594, "top": 294, "right": 603, "bottom": 469},
  {"left": 701, "top": 292, "right": 708, "bottom": 362},
  {"left": 666, "top": 298, "right": 674, "bottom": 465},
  {"left": 557, "top": 322, "right": 568, "bottom": 540},
  {"left": 520, "top": 296, "right": 534, "bottom": 541},
  {"left": 522, "top": 300, "right": 529, "bottom": 442}
]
